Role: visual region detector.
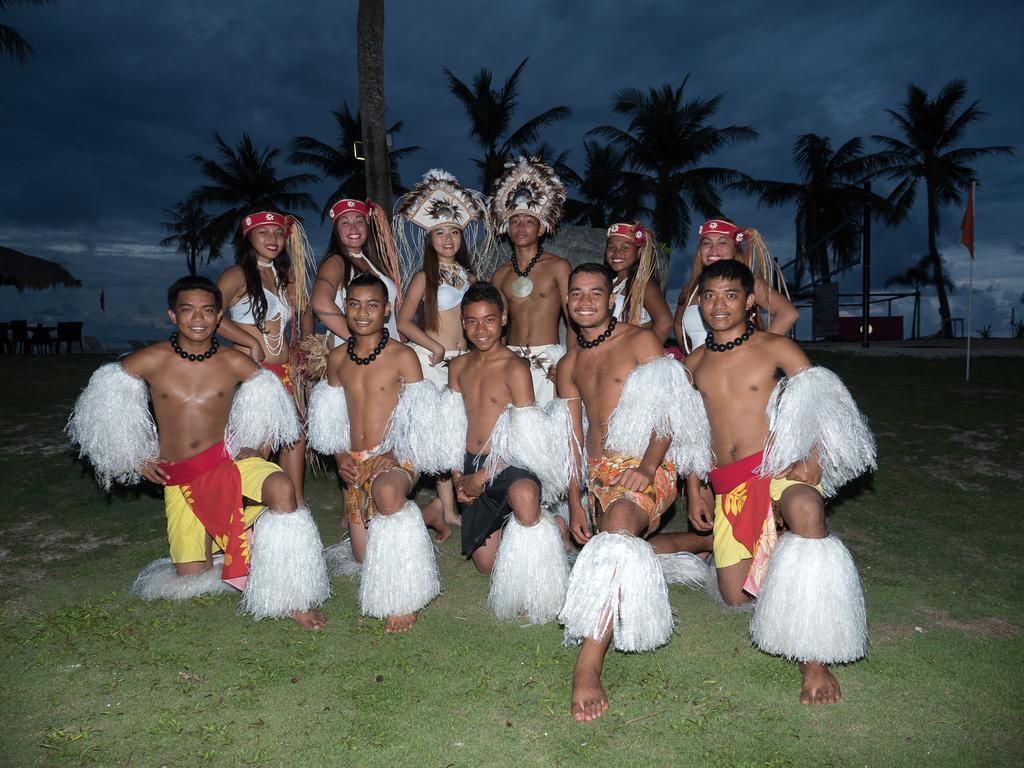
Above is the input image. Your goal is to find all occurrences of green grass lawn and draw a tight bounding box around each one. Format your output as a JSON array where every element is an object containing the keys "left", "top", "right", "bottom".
[{"left": 1, "top": 351, "right": 1022, "bottom": 767}]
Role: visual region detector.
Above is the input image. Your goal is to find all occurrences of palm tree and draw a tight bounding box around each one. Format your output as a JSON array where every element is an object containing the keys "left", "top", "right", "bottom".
[
  {"left": 290, "top": 102, "right": 422, "bottom": 222},
  {"left": 884, "top": 254, "right": 955, "bottom": 339},
  {"left": 873, "top": 80, "right": 1013, "bottom": 336},
  {"left": 445, "top": 58, "right": 571, "bottom": 193},
  {"left": 187, "top": 133, "right": 319, "bottom": 262},
  {"left": 0, "top": 0, "right": 55, "bottom": 64},
  {"left": 159, "top": 201, "right": 212, "bottom": 275},
  {"left": 560, "top": 140, "right": 648, "bottom": 229},
  {"left": 590, "top": 76, "right": 757, "bottom": 251},
  {"left": 357, "top": 0, "right": 393, "bottom": 217},
  {"left": 731, "top": 134, "right": 895, "bottom": 287}
]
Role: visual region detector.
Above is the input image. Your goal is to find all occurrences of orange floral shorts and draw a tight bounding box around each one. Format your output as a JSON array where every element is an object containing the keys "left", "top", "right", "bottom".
[
  {"left": 343, "top": 448, "right": 418, "bottom": 525},
  {"left": 588, "top": 451, "right": 677, "bottom": 530}
]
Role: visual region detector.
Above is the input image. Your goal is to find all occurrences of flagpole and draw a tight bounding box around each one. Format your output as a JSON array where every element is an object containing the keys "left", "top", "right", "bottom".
[
  {"left": 964, "top": 181, "right": 976, "bottom": 383},
  {"left": 965, "top": 256, "right": 974, "bottom": 382}
]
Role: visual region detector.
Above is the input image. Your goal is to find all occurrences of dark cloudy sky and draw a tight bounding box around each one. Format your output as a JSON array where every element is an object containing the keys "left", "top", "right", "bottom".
[{"left": 2, "top": 0, "right": 1022, "bottom": 343}]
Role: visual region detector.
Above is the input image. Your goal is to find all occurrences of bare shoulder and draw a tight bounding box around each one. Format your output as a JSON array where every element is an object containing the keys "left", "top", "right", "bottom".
[
  {"left": 316, "top": 253, "right": 344, "bottom": 281},
  {"left": 625, "top": 325, "right": 665, "bottom": 361},
  {"left": 447, "top": 351, "right": 470, "bottom": 376},
  {"left": 763, "top": 332, "right": 811, "bottom": 374},
  {"left": 543, "top": 252, "right": 570, "bottom": 271},
  {"left": 222, "top": 346, "right": 260, "bottom": 381},
  {"left": 121, "top": 343, "right": 167, "bottom": 379},
  {"left": 492, "top": 262, "right": 512, "bottom": 280},
  {"left": 391, "top": 338, "right": 423, "bottom": 379},
  {"left": 325, "top": 344, "right": 347, "bottom": 383},
  {"left": 503, "top": 349, "right": 532, "bottom": 381},
  {"left": 219, "top": 264, "right": 244, "bottom": 283},
  {"left": 684, "top": 346, "right": 706, "bottom": 372}
]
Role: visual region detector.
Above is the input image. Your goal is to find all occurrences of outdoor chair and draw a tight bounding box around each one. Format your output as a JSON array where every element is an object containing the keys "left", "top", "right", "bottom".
[
  {"left": 29, "top": 324, "right": 55, "bottom": 355},
  {"left": 10, "top": 320, "right": 28, "bottom": 355},
  {"left": 56, "top": 322, "right": 84, "bottom": 354}
]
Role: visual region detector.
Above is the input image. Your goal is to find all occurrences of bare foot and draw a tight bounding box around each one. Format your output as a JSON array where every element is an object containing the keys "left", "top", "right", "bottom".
[
  {"left": 799, "top": 662, "right": 841, "bottom": 705},
  {"left": 289, "top": 608, "right": 327, "bottom": 630},
  {"left": 443, "top": 507, "right": 462, "bottom": 527},
  {"left": 571, "top": 663, "right": 609, "bottom": 721},
  {"left": 421, "top": 499, "right": 452, "bottom": 544},
  {"left": 384, "top": 613, "right": 417, "bottom": 633}
]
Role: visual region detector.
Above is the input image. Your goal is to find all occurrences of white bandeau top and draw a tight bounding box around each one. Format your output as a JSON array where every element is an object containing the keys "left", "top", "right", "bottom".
[
  {"left": 611, "top": 279, "right": 651, "bottom": 325},
  {"left": 228, "top": 284, "right": 291, "bottom": 329},
  {"left": 682, "top": 303, "right": 707, "bottom": 350},
  {"left": 437, "top": 264, "right": 470, "bottom": 312}
]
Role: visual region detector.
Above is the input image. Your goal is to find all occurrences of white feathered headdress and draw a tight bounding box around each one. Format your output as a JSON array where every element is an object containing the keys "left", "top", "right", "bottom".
[
  {"left": 489, "top": 156, "right": 566, "bottom": 236},
  {"left": 392, "top": 169, "right": 494, "bottom": 290}
]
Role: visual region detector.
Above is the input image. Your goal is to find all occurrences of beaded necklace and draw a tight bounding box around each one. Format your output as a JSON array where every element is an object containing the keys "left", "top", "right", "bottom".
[
  {"left": 170, "top": 332, "right": 219, "bottom": 361},
  {"left": 577, "top": 317, "right": 617, "bottom": 349},
  {"left": 347, "top": 327, "right": 389, "bottom": 366},
  {"left": 705, "top": 321, "right": 755, "bottom": 352}
]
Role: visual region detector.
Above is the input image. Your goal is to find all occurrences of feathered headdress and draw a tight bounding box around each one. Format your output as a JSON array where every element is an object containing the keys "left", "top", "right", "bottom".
[
  {"left": 392, "top": 169, "right": 494, "bottom": 288},
  {"left": 489, "top": 156, "right": 566, "bottom": 236}
]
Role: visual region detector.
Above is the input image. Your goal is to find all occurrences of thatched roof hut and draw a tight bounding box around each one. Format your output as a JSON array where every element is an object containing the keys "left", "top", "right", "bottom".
[{"left": 0, "top": 245, "right": 81, "bottom": 291}]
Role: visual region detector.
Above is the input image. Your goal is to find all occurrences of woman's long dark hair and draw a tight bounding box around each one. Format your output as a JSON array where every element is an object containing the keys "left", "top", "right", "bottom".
[
  {"left": 236, "top": 212, "right": 291, "bottom": 332},
  {"left": 421, "top": 235, "right": 473, "bottom": 333},
  {"left": 321, "top": 219, "right": 385, "bottom": 288}
]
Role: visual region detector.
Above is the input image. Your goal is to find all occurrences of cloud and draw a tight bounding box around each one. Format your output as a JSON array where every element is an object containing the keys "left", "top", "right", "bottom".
[{"left": 3, "top": 0, "right": 1022, "bottom": 342}]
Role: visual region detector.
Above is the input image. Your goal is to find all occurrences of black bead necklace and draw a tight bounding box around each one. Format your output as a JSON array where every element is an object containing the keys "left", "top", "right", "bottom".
[
  {"left": 170, "top": 332, "right": 219, "bottom": 361},
  {"left": 511, "top": 244, "right": 543, "bottom": 277},
  {"left": 577, "top": 316, "right": 617, "bottom": 349},
  {"left": 347, "top": 327, "right": 389, "bottom": 366},
  {"left": 705, "top": 321, "right": 755, "bottom": 353}
]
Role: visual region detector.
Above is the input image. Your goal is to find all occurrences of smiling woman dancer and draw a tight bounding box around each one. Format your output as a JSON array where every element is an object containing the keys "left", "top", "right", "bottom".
[
  {"left": 216, "top": 211, "right": 314, "bottom": 503},
  {"left": 393, "top": 169, "right": 491, "bottom": 530},
  {"left": 604, "top": 222, "right": 672, "bottom": 342},
  {"left": 311, "top": 198, "right": 402, "bottom": 346},
  {"left": 673, "top": 219, "right": 797, "bottom": 351}
]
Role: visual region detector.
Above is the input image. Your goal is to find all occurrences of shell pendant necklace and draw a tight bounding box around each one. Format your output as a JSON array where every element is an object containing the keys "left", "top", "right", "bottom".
[{"left": 510, "top": 244, "right": 543, "bottom": 299}]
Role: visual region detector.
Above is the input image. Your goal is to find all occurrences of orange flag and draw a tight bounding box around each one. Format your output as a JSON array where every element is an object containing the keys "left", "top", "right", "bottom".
[{"left": 960, "top": 183, "right": 975, "bottom": 260}]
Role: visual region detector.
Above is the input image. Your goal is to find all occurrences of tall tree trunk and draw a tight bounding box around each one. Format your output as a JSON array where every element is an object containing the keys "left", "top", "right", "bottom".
[
  {"left": 357, "top": 0, "right": 392, "bottom": 218},
  {"left": 926, "top": 185, "right": 953, "bottom": 338}
]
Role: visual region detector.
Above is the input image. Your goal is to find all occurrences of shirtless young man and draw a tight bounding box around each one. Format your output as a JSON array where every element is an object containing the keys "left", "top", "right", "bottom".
[
  {"left": 441, "top": 282, "right": 569, "bottom": 624},
  {"left": 307, "top": 272, "right": 444, "bottom": 633},
  {"left": 685, "top": 259, "right": 874, "bottom": 704},
  {"left": 67, "top": 276, "right": 329, "bottom": 629},
  {"left": 489, "top": 156, "right": 572, "bottom": 404},
  {"left": 553, "top": 263, "right": 711, "bottom": 722}
]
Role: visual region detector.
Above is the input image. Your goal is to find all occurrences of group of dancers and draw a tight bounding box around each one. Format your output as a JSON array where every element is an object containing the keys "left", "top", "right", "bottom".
[{"left": 67, "top": 156, "right": 877, "bottom": 720}]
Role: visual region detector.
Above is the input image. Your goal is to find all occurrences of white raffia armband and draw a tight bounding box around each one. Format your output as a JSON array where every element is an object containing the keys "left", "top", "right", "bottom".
[
  {"left": 545, "top": 397, "right": 585, "bottom": 492},
  {"left": 306, "top": 380, "right": 351, "bottom": 454},
  {"left": 436, "top": 388, "right": 468, "bottom": 473},
  {"left": 605, "top": 355, "right": 712, "bottom": 479},
  {"left": 224, "top": 369, "right": 301, "bottom": 458},
  {"left": 757, "top": 366, "right": 876, "bottom": 497},
  {"left": 483, "top": 404, "right": 567, "bottom": 503},
  {"left": 380, "top": 379, "right": 444, "bottom": 473},
  {"left": 66, "top": 363, "right": 158, "bottom": 490}
]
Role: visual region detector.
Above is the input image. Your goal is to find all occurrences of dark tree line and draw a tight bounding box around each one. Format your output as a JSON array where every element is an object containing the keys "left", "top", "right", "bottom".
[{"left": 161, "top": 61, "right": 1011, "bottom": 338}]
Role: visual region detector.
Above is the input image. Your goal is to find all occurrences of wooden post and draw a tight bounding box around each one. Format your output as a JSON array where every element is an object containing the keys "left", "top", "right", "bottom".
[
  {"left": 861, "top": 182, "right": 871, "bottom": 348},
  {"left": 357, "top": 0, "right": 393, "bottom": 219}
]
